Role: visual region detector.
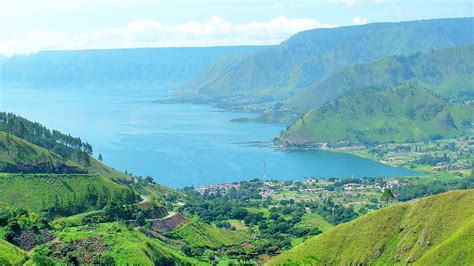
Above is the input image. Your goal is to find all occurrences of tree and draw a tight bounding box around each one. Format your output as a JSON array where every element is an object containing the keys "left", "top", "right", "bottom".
[
  {"left": 381, "top": 188, "right": 395, "bottom": 205},
  {"left": 18, "top": 122, "right": 27, "bottom": 142},
  {"left": 98, "top": 153, "right": 103, "bottom": 161}
]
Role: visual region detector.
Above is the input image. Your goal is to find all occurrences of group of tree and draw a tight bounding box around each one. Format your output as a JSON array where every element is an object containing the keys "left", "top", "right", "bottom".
[
  {"left": 43, "top": 184, "right": 136, "bottom": 219},
  {"left": 394, "top": 176, "right": 474, "bottom": 201},
  {"left": 0, "top": 112, "right": 93, "bottom": 165}
]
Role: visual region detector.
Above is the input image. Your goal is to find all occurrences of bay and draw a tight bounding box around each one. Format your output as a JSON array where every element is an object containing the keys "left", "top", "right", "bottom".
[{"left": 0, "top": 87, "right": 417, "bottom": 188}]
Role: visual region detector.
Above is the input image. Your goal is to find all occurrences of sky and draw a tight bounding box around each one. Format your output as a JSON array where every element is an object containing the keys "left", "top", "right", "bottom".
[{"left": 0, "top": 0, "right": 472, "bottom": 56}]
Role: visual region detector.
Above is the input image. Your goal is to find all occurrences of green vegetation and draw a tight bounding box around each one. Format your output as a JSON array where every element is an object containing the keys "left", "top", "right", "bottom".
[
  {"left": 0, "top": 131, "right": 85, "bottom": 173},
  {"left": 0, "top": 173, "right": 135, "bottom": 215},
  {"left": 0, "top": 112, "right": 93, "bottom": 165},
  {"left": 179, "top": 179, "right": 365, "bottom": 257},
  {"left": 279, "top": 83, "right": 472, "bottom": 145},
  {"left": 0, "top": 239, "right": 27, "bottom": 265},
  {"left": 166, "top": 220, "right": 249, "bottom": 249},
  {"left": 31, "top": 222, "right": 197, "bottom": 265},
  {"left": 269, "top": 189, "right": 474, "bottom": 265}
]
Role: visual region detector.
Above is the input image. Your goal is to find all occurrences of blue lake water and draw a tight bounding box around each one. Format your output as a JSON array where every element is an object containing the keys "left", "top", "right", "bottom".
[{"left": 0, "top": 88, "right": 417, "bottom": 187}]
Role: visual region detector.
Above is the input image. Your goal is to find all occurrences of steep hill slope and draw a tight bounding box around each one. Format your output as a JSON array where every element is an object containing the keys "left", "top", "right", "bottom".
[
  {"left": 165, "top": 220, "right": 250, "bottom": 249},
  {"left": 0, "top": 131, "right": 85, "bottom": 174},
  {"left": 0, "top": 173, "right": 135, "bottom": 213},
  {"left": 176, "top": 17, "right": 474, "bottom": 106},
  {"left": 28, "top": 222, "right": 197, "bottom": 265},
  {"left": 278, "top": 84, "right": 472, "bottom": 145},
  {"left": 268, "top": 189, "right": 474, "bottom": 265},
  {"left": 286, "top": 45, "right": 474, "bottom": 113},
  {"left": 0, "top": 239, "right": 27, "bottom": 265},
  {"left": 0, "top": 46, "right": 262, "bottom": 90}
]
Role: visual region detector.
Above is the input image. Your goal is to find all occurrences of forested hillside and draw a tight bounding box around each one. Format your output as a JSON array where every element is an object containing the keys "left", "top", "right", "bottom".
[
  {"left": 175, "top": 17, "right": 474, "bottom": 107},
  {"left": 269, "top": 189, "right": 474, "bottom": 265}
]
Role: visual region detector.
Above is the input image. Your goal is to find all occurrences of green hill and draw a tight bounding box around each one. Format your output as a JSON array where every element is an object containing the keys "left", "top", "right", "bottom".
[
  {"left": 286, "top": 45, "right": 474, "bottom": 113},
  {"left": 0, "top": 173, "right": 135, "bottom": 213},
  {"left": 0, "top": 131, "right": 85, "bottom": 174},
  {"left": 175, "top": 18, "right": 474, "bottom": 106},
  {"left": 165, "top": 220, "right": 250, "bottom": 249},
  {"left": 28, "top": 222, "right": 197, "bottom": 265},
  {"left": 278, "top": 83, "right": 473, "bottom": 145},
  {"left": 0, "top": 239, "right": 27, "bottom": 265},
  {"left": 0, "top": 129, "right": 137, "bottom": 215},
  {"left": 268, "top": 189, "right": 474, "bottom": 265}
]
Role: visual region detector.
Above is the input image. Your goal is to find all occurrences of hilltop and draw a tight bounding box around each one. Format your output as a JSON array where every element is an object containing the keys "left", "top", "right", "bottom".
[
  {"left": 278, "top": 83, "right": 473, "bottom": 146},
  {"left": 268, "top": 189, "right": 474, "bottom": 265},
  {"left": 175, "top": 17, "right": 474, "bottom": 108}
]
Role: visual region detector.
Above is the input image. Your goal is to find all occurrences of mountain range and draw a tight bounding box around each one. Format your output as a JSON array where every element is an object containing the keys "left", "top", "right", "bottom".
[
  {"left": 0, "top": 46, "right": 262, "bottom": 90},
  {"left": 285, "top": 44, "right": 474, "bottom": 114},
  {"left": 174, "top": 17, "right": 474, "bottom": 106}
]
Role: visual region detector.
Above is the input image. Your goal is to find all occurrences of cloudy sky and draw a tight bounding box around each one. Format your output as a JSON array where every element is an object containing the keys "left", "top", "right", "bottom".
[{"left": 0, "top": 0, "right": 471, "bottom": 56}]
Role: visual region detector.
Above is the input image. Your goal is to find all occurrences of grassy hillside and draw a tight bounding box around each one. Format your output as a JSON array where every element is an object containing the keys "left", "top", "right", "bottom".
[
  {"left": 0, "top": 239, "right": 27, "bottom": 265},
  {"left": 0, "top": 173, "right": 134, "bottom": 213},
  {"left": 287, "top": 45, "right": 474, "bottom": 113},
  {"left": 278, "top": 83, "right": 472, "bottom": 145},
  {"left": 0, "top": 131, "right": 85, "bottom": 174},
  {"left": 268, "top": 189, "right": 474, "bottom": 265},
  {"left": 176, "top": 18, "right": 473, "bottom": 106},
  {"left": 29, "top": 222, "right": 197, "bottom": 265},
  {"left": 166, "top": 220, "right": 250, "bottom": 249},
  {"left": 86, "top": 156, "right": 134, "bottom": 183}
]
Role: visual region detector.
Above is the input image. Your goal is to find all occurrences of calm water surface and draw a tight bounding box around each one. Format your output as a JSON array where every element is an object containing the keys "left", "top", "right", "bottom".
[{"left": 1, "top": 88, "right": 417, "bottom": 187}]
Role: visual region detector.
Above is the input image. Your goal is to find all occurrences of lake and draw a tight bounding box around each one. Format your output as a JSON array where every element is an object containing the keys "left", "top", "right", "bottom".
[{"left": 0, "top": 87, "right": 417, "bottom": 187}]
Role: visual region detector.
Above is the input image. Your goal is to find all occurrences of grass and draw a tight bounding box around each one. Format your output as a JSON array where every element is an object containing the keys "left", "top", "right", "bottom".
[
  {"left": 281, "top": 84, "right": 469, "bottom": 145},
  {"left": 52, "top": 210, "right": 104, "bottom": 228},
  {"left": 0, "top": 173, "right": 132, "bottom": 213},
  {"left": 295, "top": 213, "right": 333, "bottom": 232},
  {"left": 166, "top": 220, "right": 250, "bottom": 249},
  {"left": 0, "top": 239, "right": 28, "bottom": 265},
  {"left": 45, "top": 222, "right": 197, "bottom": 265},
  {"left": 226, "top": 219, "right": 248, "bottom": 231},
  {"left": 0, "top": 131, "right": 84, "bottom": 173},
  {"left": 268, "top": 189, "right": 474, "bottom": 265}
]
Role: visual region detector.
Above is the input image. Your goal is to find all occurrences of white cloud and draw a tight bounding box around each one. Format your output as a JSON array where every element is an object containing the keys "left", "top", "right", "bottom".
[
  {"left": 0, "top": 16, "right": 337, "bottom": 57},
  {"left": 352, "top": 16, "right": 368, "bottom": 25}
]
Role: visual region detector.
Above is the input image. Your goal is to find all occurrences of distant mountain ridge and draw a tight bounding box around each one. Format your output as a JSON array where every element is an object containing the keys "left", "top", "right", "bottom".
[
  {"left": 0, "top": 46, "right": 264, "bottom": 90},
  {"left": 286, "top": 45, "right": 474, "bottom": 113},
  {"left": 174, "top": 17, "right": 474, "bottom": 106}
]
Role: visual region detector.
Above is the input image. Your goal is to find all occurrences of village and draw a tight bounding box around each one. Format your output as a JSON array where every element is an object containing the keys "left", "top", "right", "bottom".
[{"left": 195, "top": 176, "right": 411, "bottom": 209}]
